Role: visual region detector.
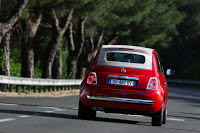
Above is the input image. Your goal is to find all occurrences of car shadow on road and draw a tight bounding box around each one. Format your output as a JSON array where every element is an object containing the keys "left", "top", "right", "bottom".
[
  {"left": 0, "top": 109, "right": 151, "bottom": 126},
  {"left": 0, "top": 102, "right": 78, "bottom": 111},
  {"left": 0, "top": 109, "right": 78, "bottom": 119},
  {"left": 91, "top": 117, "right": 151, "bottom": 126}
]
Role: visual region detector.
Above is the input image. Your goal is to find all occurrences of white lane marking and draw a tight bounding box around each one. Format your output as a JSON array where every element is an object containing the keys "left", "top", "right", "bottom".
[
  {"left": 0, "top": 103, "right": 18, "bottom": 106},
  {"left": 38, "top": 106, "right": 66, "bottom": 111},
  {"left": 0, "top": 118, "right": 16, "bottom": 123},
  {"left": 56, "top": 109, "right": 66, "bottom": 111},
  {"left": 129, "top": 115, "right": 143, "bottom": 117},
  {"left": 44, "top": 111, "right": 55, "bottom": 113},
  {"left": 167, "top": 118, "right": 185, "bottom": 121},
  {"left": 38, "top": 106, "right": 58, "bottom": 109},
  {"left": 18, "top": 115, "right": 31, "bottom": 118}
]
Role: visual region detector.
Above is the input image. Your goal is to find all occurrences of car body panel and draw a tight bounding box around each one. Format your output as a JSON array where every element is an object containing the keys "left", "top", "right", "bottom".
[{"left": 80, "top": 45, "right": 168, "bottom": 116}]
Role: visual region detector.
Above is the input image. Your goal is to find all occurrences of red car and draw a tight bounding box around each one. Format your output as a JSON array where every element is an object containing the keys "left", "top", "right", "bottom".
[{"left": 78, "top": 45, "right": 174, "bottom": 126}]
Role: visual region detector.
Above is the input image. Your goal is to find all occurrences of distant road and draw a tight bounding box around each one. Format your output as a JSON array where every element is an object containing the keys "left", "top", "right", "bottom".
[{"left": 0, "top": 86, "right": 199, "bottom": 133}]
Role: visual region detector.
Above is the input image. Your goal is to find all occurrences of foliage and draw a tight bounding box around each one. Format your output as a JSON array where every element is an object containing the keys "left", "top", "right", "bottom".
[
  {"left": 10, "top": 58, "right": 21, "bottom": 77},
  {"left": 1, "top": 0, "right": 200, "bottom": 80},
  {"left": 34, "top": 61, "right": 42, "bottom": 78}
]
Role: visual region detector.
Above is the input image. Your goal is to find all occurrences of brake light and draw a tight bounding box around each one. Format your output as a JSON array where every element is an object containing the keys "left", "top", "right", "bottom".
[
  {"left": 87, "top": 72, "right": 97, "bottom": 85},
  {"left": 147, "top": 77, "right": 158, "bottom": 90}
]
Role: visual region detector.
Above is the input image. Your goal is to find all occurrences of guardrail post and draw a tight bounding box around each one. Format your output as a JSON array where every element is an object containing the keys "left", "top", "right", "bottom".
[
  {"left": 39, "top": 86, "right": 42, "bottom": 93},
  {"left": 68, "top": 86, "right": 70, "bottom": 90},
  {"left": 48, "top": 86, "right": 50, "bottom": 92},
  {"left": 2, "top": 84, "right": 6, "bottom": 92},
  {"left": 28, "top": 86, "right": 31, "bottom": 93},
  {"left": 64, "top": 86, "right": 67, "bottom": 91},
  {"left": 22, "top": 86, "right": 25, "bottom": 93},
  {"left": 16, "top": 85, "right": 19, "bottom": 93},
  {"left": 34, "top": 86, "right": 37, "bottom": 93},
  {"left": 52, "top": 86, "right": 55, "bottom": 91},
  {"left": 44, "top": 86, "right": 47, "bottom": 93},
  {"left": 9, "top": 85, "right": 12, "bottom": 92}
]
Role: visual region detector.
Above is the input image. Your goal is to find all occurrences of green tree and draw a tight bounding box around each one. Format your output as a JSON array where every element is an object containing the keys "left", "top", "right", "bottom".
[
  {"left": 0, "top": 0, "right": 29, "bottom": 44},
  {"left": 72, "top": 0, "right": 185, "bottom": 78},
  {"left": 20, "top": 0, "right": 65, "bottom": 78}
]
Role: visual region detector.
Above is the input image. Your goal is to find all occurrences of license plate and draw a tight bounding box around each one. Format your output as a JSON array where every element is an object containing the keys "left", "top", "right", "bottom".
[{"left": 108, "top": 79, "right": 136, "bottom": 86}]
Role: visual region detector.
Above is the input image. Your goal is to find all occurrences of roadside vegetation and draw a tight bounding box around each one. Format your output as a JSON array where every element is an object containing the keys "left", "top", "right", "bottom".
[{"left": 0, "top": 0, "right": 200, "bottom": 80}]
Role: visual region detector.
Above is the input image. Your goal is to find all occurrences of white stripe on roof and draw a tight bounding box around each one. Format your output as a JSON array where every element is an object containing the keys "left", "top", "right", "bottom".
[{"left": 97, "top": 45, "right": 154, "bottom": 70}]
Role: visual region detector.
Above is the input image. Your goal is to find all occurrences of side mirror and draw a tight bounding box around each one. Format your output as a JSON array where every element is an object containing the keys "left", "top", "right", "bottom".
[
  {"left": 166, "top": 69, "right": 175, "bottom": 76},
  {"left": 83, "top": 62, "right": 91, "bottom": 68}
]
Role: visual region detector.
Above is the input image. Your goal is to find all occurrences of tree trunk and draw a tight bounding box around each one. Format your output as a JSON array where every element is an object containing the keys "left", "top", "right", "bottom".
[
  {"left": 2, "top": 31, "right": 11, "bottom": 76},
  {"left": 79, "top": 32, "right": 104, "bottom": 78},
  {"left": 0, "top": 0, "right": 29, "bottom": 44},
  {"left": 42, "top": 9, "right": 73, "bottom": 78},
  {"left": 21, "top": 10, "right": 42, "bottom": 78},
  {"left": 72, "top": 17, "right": 87, "bottom": 79},
  {"left": 52, "top": 47, "right": 62, "bottom": 79},
  {"left": 108, "top": 35, "right": 119, "bottom": 45},
  {"left": 66, "top": 22, "right": 74, "bottom": 78},
  {"left": 21, "top": 40, "right": 35, "bottom": 78}
]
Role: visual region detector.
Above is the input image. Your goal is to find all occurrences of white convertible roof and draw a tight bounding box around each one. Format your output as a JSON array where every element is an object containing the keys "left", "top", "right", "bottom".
[{"left": 96, "top": 45, "right": 154, "bottom": 70}]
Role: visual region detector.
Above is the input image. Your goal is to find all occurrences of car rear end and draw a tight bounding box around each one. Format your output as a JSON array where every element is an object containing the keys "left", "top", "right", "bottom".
[{"left": 79, "top": 45, "right": 164, "bottom": 117}]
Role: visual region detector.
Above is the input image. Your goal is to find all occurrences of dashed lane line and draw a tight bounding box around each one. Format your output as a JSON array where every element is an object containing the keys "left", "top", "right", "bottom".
[
  {"left": 129, "top": 115, "right": 143, "bottom": 117},
  {"left": 38, "top": 106, "right": 66, "bottom": 111},
  {"left": 0, "top": 103, "right": 186, "bottom": 122},
  {"left": 18, "top": 115, "right": 31, "bottom": 118},
  {"left": 166, "top": 118, "right": 185, "bottom": 121},
  {"left": 0, "top": 103, "right": 18, "bottom": 106},
  {"left": 0, "top": 118, "right": 16, "bottom": 123},
  {"left": 44, "top": 111, "right": 55, "bottom": 113}
]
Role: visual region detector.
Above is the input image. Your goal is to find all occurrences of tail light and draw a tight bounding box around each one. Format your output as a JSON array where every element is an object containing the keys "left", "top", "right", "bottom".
[
  {"left": 147, "top": 77, "right": 158, "bottom": 90},
  {"left": 87, "top": 72, "right": 97, "bottom": 85}
]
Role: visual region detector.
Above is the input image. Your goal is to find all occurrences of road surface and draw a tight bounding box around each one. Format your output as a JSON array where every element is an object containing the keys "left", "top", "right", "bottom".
[{"left": 0, "top": 85, "right": 199, "bottom": 133}]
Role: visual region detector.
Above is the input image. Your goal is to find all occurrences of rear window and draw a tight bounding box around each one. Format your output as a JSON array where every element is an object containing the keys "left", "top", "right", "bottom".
[{"left": 106, "top": 52, "right": 145, "bottom": 64}]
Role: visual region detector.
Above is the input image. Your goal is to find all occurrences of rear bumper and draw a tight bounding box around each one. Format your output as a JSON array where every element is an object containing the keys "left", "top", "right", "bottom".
[
  {"left": 80, "top": 84, "right": 165, "bottom": 114},
  {"left": 87, "top": 95, "right": 155, "bottom": 105}
]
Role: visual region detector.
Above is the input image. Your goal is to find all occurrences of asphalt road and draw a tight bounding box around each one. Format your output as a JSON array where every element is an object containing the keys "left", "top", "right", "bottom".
[{"left": 0, "top": 85, "right": 199, "bottom": 133}]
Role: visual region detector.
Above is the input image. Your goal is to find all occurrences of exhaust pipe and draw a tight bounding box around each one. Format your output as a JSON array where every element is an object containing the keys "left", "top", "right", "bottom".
[{"left": 92, "top": 106, "right": 103, "bottom": 111}]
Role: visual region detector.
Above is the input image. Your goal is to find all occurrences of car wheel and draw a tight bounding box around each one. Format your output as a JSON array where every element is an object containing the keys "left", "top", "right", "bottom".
[
  {"left": 152, "top": 101, "right": 164, "bottom": 126},
  {"left": 162, "top": 107, "right": 167, "bottom": 124},
  {"left": 78, "top": 100, "right": 96, "bottom": 119}
]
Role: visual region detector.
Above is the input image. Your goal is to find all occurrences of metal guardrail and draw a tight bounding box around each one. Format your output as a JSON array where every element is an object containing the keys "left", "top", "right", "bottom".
[
  {"left": 167, "top": 79, "right": 200, "bottom": 85},
  {"left": 0, "top": 75, "right": 82, "bottom": 93},
  {"left": 0, "top": 75, "right": 199, "bottom": 93}
]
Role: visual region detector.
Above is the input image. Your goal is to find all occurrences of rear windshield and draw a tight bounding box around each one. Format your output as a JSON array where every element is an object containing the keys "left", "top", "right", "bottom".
[{"left": 106, "top": 52, "right": 145, "bottom": 64}]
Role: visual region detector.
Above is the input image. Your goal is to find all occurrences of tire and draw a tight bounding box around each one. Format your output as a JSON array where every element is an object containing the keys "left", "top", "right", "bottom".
[
  {"left": 162, "top": 107, "right": 167, "bottom": 124},
  {"left": 78, "top": 100, "right": 96, "bottom": 119},
  {"left": 152, "top": 101, "right": 164, "bottom": 126}
]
